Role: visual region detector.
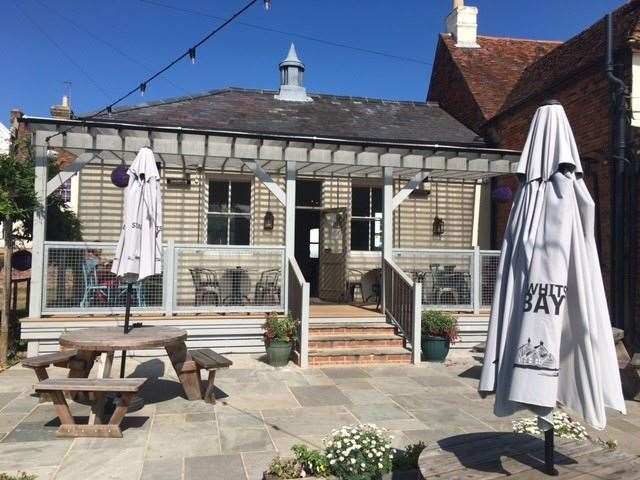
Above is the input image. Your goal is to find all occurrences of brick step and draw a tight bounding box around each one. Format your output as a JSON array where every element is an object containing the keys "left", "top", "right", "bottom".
[
  {"left": 308, "top": 347, "right": 412, "bottom": 366},
  {"left": 308, "top": 334, "right": 404, "bottom": 349},
  {"left": 309, "top": 322, "right": 396, "bottom": 336}
]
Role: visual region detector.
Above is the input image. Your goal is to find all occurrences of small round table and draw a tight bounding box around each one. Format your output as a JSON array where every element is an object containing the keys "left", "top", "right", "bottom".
[{"left": 60, "top": 326, "right": 200, "bottom": 423}]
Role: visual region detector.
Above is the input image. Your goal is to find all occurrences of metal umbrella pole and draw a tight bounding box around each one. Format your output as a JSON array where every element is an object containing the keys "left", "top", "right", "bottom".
[
  {"left": 538, "top": 413, "right": 559, "bottom": 476},
  {"left": 119, "top": 282, "right": 133, "bottom": 378}
]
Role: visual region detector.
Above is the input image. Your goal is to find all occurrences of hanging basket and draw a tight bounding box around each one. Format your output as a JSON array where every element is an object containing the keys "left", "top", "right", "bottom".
[
  {"left": 492, "top": 185, "right": 513, "bottom": 203},
  {"left": 111, "top": 166, "right": 129, "bottom": 188},
  {"left": 11, "top": 250, "right": 32, "bottom": 271}
]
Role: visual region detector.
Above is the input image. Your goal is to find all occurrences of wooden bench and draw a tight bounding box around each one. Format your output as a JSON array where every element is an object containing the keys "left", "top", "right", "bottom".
[
  {"left": 21, "top": 350, "right": 80, "bottom": 382},
  {"left": 35, "top": 378, "right": 147, "bottom": 438},
  {"left": 178, "top": 349, "right": 232, "bottom": 404}
]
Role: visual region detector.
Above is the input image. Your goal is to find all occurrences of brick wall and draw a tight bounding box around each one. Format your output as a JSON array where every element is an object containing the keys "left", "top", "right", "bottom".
[{"left": 487, "top": 62, "right": 622, "bottom": 316}]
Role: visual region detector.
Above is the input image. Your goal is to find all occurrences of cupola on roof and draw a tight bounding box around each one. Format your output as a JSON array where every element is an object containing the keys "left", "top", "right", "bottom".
[{"left": 275, "top": 43, "right": 312, "bottom": 102}]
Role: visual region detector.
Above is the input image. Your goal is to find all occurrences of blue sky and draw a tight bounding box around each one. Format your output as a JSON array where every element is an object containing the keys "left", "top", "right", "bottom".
[{"left": 1, "top": 0, "right": 624, "bottom": 120}]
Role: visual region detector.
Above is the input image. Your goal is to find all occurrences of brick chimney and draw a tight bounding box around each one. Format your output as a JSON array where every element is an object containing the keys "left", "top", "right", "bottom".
[
  {"left": 50, "top": 95, "right": 72, "bottom": 119},
  {"left": 446, "top": 0, "right": 480, "bottom": 48}
]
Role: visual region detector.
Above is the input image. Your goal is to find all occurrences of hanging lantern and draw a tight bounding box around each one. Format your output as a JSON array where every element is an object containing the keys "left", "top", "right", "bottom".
[
  {"left": 111, "top": 165, "right": 129, "bottom": 188},
  {"left": 11, "top": 250, "right": 32, "bottom": 271},
  {"left": 492, "top": 185, "right": 513, "bottom": 203},
  {"left": 263, "top": 191, "right": 274, "bottom": 231},
  {"left": 263, "top": 211, "right": 274, "bottom": 230},
  {"left": 432, "top": 182, "right": 445, "bottom": 236}
]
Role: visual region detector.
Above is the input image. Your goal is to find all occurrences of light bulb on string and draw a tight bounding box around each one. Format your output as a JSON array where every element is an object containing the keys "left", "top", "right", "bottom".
[
  {"left": 140, "top": 82, "right": 147, "bottom": 96},
  {"left": 188, "top": 48, "right": 196, "bottom": 64}
]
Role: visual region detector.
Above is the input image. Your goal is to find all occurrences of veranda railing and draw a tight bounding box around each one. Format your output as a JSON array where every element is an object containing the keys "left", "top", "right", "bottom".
[
  {"left": 288, "top": 257, "right": 310, "bottom": 367},
  {"left": 40, "top": 241, "right": 286, "bottom": 315}
]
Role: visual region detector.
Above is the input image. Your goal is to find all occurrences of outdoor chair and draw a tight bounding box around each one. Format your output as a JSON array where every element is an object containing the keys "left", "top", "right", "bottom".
[
  {"left": 189, "top": 268, "right": 221, "bottom": 306},
  {"left": 112, "top": 280, "right": 146, "bottom": 308},
  {"left": 79, "top": 260, "right": 110, "bottom": 307},
  {"left": 254, "top": 268, "right": 281, "bottom": 305}
]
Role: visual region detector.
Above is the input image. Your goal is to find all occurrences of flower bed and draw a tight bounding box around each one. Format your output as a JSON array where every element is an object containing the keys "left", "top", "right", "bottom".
[{"left": 264, "top": 424, "right": 425, "bottom": 480}]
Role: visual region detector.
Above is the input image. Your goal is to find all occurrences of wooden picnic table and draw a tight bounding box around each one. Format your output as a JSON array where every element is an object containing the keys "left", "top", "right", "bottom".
[{"left": 59, "top": 326, "right": 203, "bottom": 424}]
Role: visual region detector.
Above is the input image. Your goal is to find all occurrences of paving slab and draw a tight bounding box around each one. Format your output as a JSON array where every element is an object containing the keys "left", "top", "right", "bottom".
[
  {"left": 0, "top": 439, "right": 72, "bottom": 470},
  {"left": 348, "top": 403, "right": 414, "bottom": 423},
  {"left": 140, "top": 458, "right": 183, "bottom": 480},
  {"left": 146, "top": 434, "right": 221, "bottom": 460},
  {"left": 0, "top": 391, "right": 21, "bottom": 410},
  {"left": 242, "top": 451, "right": 279, "bottom": 480},
  {"left": 321, "top": 367, "right": 371, "bottom": 379},
  {"left": 290, "top": 385, "right": 352, "bottom": 407},
  {"left": 185, "top": 454, "right": 246, "bottom": 480},
  {"left": 55, "top": 446, "right": 145, "bottom": 480},
  {"left": 220, "top": 426, "right": 274, "bottom": 453}
]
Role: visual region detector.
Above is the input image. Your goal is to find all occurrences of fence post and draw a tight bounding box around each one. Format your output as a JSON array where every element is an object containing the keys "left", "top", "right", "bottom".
[
  {"left": 473, "top": 246, "right": 481, "bottom": 314},
  {"left": 164, "top": 240, "right": 175, "bottom": 317},
  {"left": 412, "top": 281, "right": 422, "bottom": 364},
  {"left": 29, "top": 146, "right": 48, "bottom": 318}
]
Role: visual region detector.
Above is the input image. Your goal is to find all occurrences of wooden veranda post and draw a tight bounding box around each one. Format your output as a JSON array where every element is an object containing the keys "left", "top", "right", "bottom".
[
  {"left": 381, "top": 167, "right": 393, "bottom": 312},
  {"left": 1, "top": 220, "right": 12, "bottom": 364},
  {"left": 28, "top": 146, "right": 48, "bottom": 320}
]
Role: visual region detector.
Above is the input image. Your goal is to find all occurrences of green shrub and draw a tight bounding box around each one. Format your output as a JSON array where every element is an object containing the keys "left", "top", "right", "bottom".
[
  {"left": 392, "top": 441, "right": 426, "bottom": 471},
  {"left": 421, "top": 310, "right": 458, "bottom": 342},
  {"left": 0, "top": 473, "right": 37, "bottom": 480},
  {"left": 266, "top": 456, "right": 301, "bottom": 479},
  {"left": 291, "top": 444, "right": 329, "bottom": 477},
  {"left": 263, "top": 313, "right": 297, "bottom": 345}
]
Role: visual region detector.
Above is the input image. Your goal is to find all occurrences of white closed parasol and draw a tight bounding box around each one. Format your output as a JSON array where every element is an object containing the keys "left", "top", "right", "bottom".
[
  {"left": 111, "top": 146, "right": 163, "bottom": 377},
  {"left": 479, "top": 102, "right": 626, "bottom": 473}
]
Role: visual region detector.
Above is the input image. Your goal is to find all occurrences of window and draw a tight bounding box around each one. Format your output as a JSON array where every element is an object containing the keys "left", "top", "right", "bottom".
[
  {"left": 58, "top": 179, "right": 72, "bottom": 204},
  {"left": 350, "top": 186, "right": 382, "bottom": 251},
  {"left": 309, "top": 228, "right": 319, "bottom": 259},
  {"left": 207, "top": 180, "right": 250, "bottom": 245}
]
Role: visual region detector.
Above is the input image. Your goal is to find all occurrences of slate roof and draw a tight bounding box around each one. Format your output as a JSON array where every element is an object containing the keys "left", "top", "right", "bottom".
[
  {"left": 438, "top": 34, "right": 560, "bottom": 121},
  {"left": 95, "top": 88, "right": 485, "bottom": 146},
  {"left": 499, "top": 1, "right": 640, "bottom": 116}
]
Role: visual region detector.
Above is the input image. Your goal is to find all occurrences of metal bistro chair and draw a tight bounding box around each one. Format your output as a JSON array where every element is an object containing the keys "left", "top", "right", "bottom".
[
  {"left": 189, "top": 268, "right": 221, "bottom": 306},
  {"left": 346, "top": 268, "right": 365, "bottom": 303},
  {"left": 254, "top": 268, "right": 281, "bottom": 305},
  {"left": 80, "top": 260, "right": 109, "bottom": 308}
]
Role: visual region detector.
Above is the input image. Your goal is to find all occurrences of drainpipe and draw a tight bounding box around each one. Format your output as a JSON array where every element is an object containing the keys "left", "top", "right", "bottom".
[{"left": 606, "top": 13, "right": 628, "bottom": 331}]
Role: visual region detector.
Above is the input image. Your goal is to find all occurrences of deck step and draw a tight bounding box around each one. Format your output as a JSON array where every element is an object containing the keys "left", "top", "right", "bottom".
[
  {"left": 309, "top": 322, "right": 396, "bottom": 336},
  {"left": 309, "top": 316, "right": 385, "bottom": 324},
  {"left": 308, "top": 333, "right": 404, "bottom": 349},
  {"left": 308, "top": 347, "right": 411, "bottom": 366}
]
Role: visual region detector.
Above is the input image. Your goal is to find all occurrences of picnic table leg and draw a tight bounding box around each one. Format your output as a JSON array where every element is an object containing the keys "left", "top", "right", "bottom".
[
  {"left": 204, "top": 370, "right": 217, "bottom": 404},
  {"left": 50, "top": 391, "right": 75, "bottom": 427},
  {"left": 67, "top": 351, "right": 96, "bottom": 402},
  {"left": 88, "top": 352, "right": 114, "bottom": 425},
  {"left": 165, "top": 342, "right": 203, "bottom": 401}
]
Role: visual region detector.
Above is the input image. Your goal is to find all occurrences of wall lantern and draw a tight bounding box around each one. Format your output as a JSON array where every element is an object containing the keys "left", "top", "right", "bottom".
[
  {"left": 11, "top": 250, "right": 32, "bottom": 271},
  {"left": 111, "top": 165, "right": 129, "bottom": 188},
  {"left": 432, "top": 182, "right": 445, "bottom": 236},
  {"left": 263, "top": 193, "right": 274, "bottom": 231},
  {"left": 263, "top": 211, "right": 275, "bottom": 231}
]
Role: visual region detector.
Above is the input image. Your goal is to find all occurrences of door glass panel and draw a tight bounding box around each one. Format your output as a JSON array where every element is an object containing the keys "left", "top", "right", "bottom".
[
  {"left": 230, "top": 182, "right": 251, "bottom": 214},
  {"left": 297, "top": 180, "right": 322, "bottom": 207},
  {"left": 309, "top": 228, "right": 319, "bottom": 259},
  {"left": 209, "top": 181, "right": 229, "bottom": 213},
  {"left": 207, "top": 215, "right": 228, "bottom": 244},
  {"left": 351, "top": 187, "right": 370, "bottom": 217},
  {"left": 229, "top": 216, "right": 250, "bottom": 245}
]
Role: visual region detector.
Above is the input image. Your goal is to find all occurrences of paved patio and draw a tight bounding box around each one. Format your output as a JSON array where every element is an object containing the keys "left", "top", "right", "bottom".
[{"left": 0, "top": 353, "right": 638, "bottom": 480}]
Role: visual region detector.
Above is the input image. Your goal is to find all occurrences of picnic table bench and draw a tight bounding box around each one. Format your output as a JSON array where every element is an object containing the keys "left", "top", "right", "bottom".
[
  {"left": 35, "top": 377, "right": 146, "bottom": 438},
  {"left": 179, "top": 348, "right": 233, "bottom": 404},
  {"left": 22, "top": 349, "right": 80, "bottom": 382}
]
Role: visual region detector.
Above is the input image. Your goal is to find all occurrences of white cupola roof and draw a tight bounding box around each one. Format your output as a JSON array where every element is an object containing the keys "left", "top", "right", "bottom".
[{"left": 275, "top": 43, "right": 312, "bottom": 102}]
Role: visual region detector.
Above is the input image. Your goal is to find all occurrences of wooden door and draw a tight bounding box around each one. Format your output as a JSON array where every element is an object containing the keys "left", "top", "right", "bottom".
[{"left": 318, "top": 208, "right": 348, "bottom": 302}]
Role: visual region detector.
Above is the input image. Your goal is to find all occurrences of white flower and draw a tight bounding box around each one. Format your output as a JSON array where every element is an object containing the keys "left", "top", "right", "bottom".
[
  {"left": 330, "top": 459, "right": 336, "bottom": 465},
  {"left": 368, "top": 453, "right": 373, "bottom": 458},
  {"left": 378, "top": 463, "right": 383, "bottom": 469}
]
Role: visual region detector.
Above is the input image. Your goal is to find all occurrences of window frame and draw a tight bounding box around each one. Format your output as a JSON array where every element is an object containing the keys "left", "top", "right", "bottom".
[
  {"left": 350, "top": 185, "right": 382, "bottom": 252},
  {"left": 207, "top": 178, "right": 251, "bottom": 245}
]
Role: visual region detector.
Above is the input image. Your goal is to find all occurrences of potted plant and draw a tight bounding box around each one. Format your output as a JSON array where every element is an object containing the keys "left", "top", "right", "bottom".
[
  {"left": 421, "top": 310, "right": 458, "bottom": 361},
  {"left": 263, "top": 313, "right": 296, "bottom": 367}
]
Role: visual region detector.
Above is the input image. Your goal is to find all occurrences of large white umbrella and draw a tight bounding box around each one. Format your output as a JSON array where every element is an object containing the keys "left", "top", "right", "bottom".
[
  {"left": 111, "top": 146, "right": 163, "bottom": 376},
  {"left": 479, "top": 103, "right": 625, "bottom": 467}
]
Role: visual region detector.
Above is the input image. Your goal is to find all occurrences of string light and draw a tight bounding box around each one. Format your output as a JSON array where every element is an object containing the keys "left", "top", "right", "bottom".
[{"left": 45, "top": 0, "right": 265, "bottom": 142}]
